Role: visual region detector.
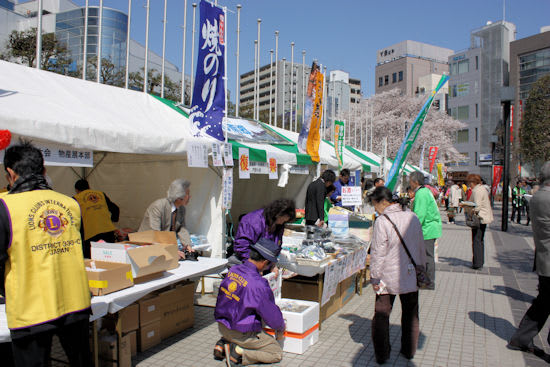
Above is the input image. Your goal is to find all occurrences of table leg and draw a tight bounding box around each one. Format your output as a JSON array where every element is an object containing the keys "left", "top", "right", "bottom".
[
  {"left": 317, "top": 275, "right": 323, "bottom": 331},
  {"left": 93, "top": 320, "right": 99, "bottom": 367}
]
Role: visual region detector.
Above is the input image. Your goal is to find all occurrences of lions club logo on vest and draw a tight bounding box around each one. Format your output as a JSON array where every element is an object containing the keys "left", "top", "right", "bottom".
[
  {"left": 85, "top": 192, "right": 100, "bottom": 203},
  {"left": 38, "top": 208, "right": 69, "bottom": 237},
  {"left": 228, "top": 281, "right": 238, "bottom": 293}
]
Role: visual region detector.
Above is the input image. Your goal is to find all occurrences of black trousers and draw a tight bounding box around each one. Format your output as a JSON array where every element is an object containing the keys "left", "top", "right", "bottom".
[
  {"left": 372, "top": 292, "right": 419, "bottom": 362},
  {"left": 424, "top": 239, "right": 436, "bottom": 288},
  {"left": 11, "top": 318, "right": 91, "bottom": 367},
  {"left": 511, "top": 205, "right": 522, "bottom": 223},
  {"left": 510, "top": 275, "right": 550, "bottom": 347},
  {"left": 471, "top": 224, "right": 486, "bottom": 269}
]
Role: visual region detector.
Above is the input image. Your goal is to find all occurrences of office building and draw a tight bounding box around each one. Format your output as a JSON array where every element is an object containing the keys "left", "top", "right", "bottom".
[
  {"left": 375, "top": 40, "right": 453, "bottom": 96},
  {"left": 0, "top": 0, "right": 183, "bottom": 92},
  {"left": 447, "top": 21, "right": 516, "bottom": 179}
]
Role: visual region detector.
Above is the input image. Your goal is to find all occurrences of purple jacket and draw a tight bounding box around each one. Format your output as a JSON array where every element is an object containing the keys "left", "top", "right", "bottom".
[
  {"left": 214, "top": 261, "right": 285, "bottom": 333},
  {"left": 234, "top": 209, "right": 283, "bottom": 260}
]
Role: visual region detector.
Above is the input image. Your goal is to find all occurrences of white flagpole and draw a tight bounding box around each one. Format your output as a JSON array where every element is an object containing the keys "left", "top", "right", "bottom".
[
  {"left": 124, "top": 0, "right": 132, "bottom": 88},
  {"left": 144, "top": 0, "right": 150, "bottom": 92},
  {"left": 290, "top": 42, "right": 294, "bottom": 132},
  {"left": 274, "top": 31, "right": 279, "bottom": 127},
  {"left": 161, "top": 0, "right": 168, "bottom": 98},
  {"left": 256, "top": 19, "right": 261, "bottom": 120},
  {"left": 83, "top": 0, "right": 89, "bottom": 79},
  {"left": 253, "top": 40, "right": 258, "bottom": 120},
  {"left": 190, "top": 3, "right": 197, "bottom": 98},
  {"left": 269, "top": 49, "right": 273, "bottom": 124},
  {"left": 235, "top": 4, "right": 241, "bottom": 116},
  {"left": 322, "top": 65, "right": 327, "bottom": 139},
  {"left": 36, "top": 0, "right": 43, "bottom": 68},
  {"left": 180, "top": 0, "right": 187, "bottom": 103},
  {"left": 301, "top": 50, "right": 305, "bottom": 132},
  {"left": 224, "top": 5, "right": 228, "bottom": 142},
  {"left": 282, "top": 57, "right": 286, "bottom": 130},
  {"left": 97, "top": 0, "right": 103, "bottom": 82}
]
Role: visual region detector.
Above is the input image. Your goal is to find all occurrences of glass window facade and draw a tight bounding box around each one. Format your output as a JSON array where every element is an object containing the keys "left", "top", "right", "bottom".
[
  {"left": 450, "top": 83, "right": 470, "bottom": 97},
  {"left": 55, "top": 7, "right": 128, "bottom": 79},
  {"left": 450, "top": 59, "right": 470, "bottom": 75},
  {"left": 450, "top": 105, "right": 469, "bottom": 121},
  {"left": 519, "top": 47, "right": 550, "bottom": 100},
  {"left": 398, "top": 71, "right": 403, "bottom": 81},
  {"left": 456, "top": 129, "right": 469, "bottom": 144}
]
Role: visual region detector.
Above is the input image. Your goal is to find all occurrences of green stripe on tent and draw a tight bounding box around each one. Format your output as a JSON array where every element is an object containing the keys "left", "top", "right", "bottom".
[
  {"left": 152, "top": 95, "right": 190, "bottom": 118},
  {"left": 345, "top": 145, "right": 380, "bottom": 167},
  {"left": 260, "top": 123, "right": 313, "bottom": 165},
  {"left": 230, "top": 140, "right": 266, "bottom": 162},
  {"left": 323, "top": 141, "right": 371, "bottom": 172}
]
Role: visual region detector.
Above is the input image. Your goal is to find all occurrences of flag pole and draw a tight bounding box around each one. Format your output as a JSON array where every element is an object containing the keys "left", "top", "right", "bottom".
[
  {"left": 322, "top": 65, "right": 327, "bottom": 139},
  {"left": 161, "top": 0, "right": 168, "bottom": 98},
  {"left": 301, "top": 49, "right": 305, "bottom": 132},
  {"left": 36, "top": 0, "right": 43, "bottom": 69},
  {"left": 290, "top": 42, "right": 294, "bottom": 131},
  {"left": 224, "top": 5, "right": 228, "bottom": 143},
  {"left": 180, "top": 0, "right": 187, "bottom": 103},
  {"left": 274, "top": 31, "right": 279, "bottom": 127},
  {"left": 282, "top": 58, "right": 286, "bottom": 130},
  {"left": 190, "top": 3, "right": 197, "bottom": 97},
  {"left": 124, "top": 0, "right": 132, "bottom": 88},
  {"left": 235, "top": 4, "right": 241, "bottom": 116},
  {"left": 253, "top": 40, "right": 258, "bottom": 120},
  {"left": 256, "top": 19, "right": 261, "bottom": 120},
  {"left": 269, "top": 49, "right": 273, "bottom": 124},
  {"left": 144, "top": 0, "right": 150, "bottom": 92},
  {"left": 97, "top": 0, "right": 103, "bottom": 82},
  {"left": 82, "top": 0, "right": 89, "bottom": 79}
]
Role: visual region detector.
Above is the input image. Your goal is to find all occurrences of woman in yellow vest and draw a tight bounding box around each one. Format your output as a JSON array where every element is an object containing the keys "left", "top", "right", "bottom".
[
  {"left": 74, "top": 179, "right": 119, "bottom": 258},
  {"left": 0, "top": 141, "right": 91, "bottom": 366}
]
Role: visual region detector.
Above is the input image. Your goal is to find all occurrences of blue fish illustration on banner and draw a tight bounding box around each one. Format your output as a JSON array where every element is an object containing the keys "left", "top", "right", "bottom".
[{"left": 189, "top": 0, "right": 226, "bottom": 141}]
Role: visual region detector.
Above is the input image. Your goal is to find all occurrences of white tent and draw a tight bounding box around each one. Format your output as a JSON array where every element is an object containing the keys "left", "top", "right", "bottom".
[{"left": 0, "top": 61, "right": 224, "bottom": 256}]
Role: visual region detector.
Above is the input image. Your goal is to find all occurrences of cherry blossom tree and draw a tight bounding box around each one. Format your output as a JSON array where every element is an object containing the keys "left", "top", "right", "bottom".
[{"left": 333, "top": 89, "right": 466, "bottom": 167}]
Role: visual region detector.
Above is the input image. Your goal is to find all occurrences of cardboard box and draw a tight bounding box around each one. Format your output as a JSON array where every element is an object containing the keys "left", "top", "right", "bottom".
[
  {"left": 158, "top": 282, "right": 195, "bottom": 339},
  {"left": 85, "top": 260, "right": 134, "bottom": 296},
  {"left": 118, "top": 303, "right": 139, "bottom": 333},
  {"left": 91, "top": 241, "right": 178, "bottom": 281},
  {"left": 138, "top": 294, "right": 162, "bottom": 326},
  {"left": 98, "top": 332, "right": 131, "bottom": 367},
  {"left": 281, "top": 276, "right": 341, "bottom": 322},
  {"left": 128, "top": 230, "right": 177, "bottom": 244},
  {"left": 138, "top": 320, "right": 161, "bottom": 352},
  {"left": 340, "top": 274, "right": 356, "bottom": 307},
  {"left": 125, "top": 330, "right": 137, "bottom": 357}
]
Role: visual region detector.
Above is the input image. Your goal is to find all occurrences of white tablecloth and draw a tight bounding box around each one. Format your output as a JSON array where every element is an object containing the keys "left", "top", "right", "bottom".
[{"left": 0, "top": 257, "right": 227, "bottom": 343}]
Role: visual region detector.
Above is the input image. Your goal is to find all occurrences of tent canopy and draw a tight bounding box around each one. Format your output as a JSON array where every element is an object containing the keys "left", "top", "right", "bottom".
[{"left": 0, "top": 60, "right": 203, "bottom": 154}]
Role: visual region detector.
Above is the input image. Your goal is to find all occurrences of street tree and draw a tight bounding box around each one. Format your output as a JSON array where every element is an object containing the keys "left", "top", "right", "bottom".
[
  {"left": 339, "top": 89, "right": 466, "bottom": 166},
  {"left": 2, "top": 28, "right": 72, "bottom": 73},
  {"left": 519, "top": 74, "right": 550, "bottom": 173}
]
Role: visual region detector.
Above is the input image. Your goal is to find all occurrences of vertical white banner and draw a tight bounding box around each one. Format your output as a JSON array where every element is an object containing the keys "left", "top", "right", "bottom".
[
  {"left": 238, "top": 147, "right": 250, "bottom": 179},
  {"left": 223, "top": 142, "right": 233, "bottom": 166},
  {"left": 267, "top": 152, "right": 278, "bottom": 180},
  {"left": 187, "top": 141, "right": 209, "bottom": 167},
  {"left": 222, "top": 167, "right": 233, "bottom": 210},
  {"left": 211, "top": 143, "right": 223, "bottom": 166}
]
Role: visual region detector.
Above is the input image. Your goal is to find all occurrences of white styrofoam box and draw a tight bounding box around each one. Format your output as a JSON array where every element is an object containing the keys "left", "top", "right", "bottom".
[
  {"left": 91, "top": 242, "right": 139, "bottom": 263},
  {"left": 276, "top": 298, "right": 319, "bottom": 334},
  {"left": 279, "top": 328, "right": 319, "bottom": 355}
]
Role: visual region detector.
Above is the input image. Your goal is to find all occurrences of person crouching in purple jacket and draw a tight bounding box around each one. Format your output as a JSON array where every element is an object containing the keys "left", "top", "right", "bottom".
[
  {"left": 228, "top": 199, "right": 296, "bottom": 268},
  {"left": 214, "top": 238, "right": 286, "bottom": 366}
]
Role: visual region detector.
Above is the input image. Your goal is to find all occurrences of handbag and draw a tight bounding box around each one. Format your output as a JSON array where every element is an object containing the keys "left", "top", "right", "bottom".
[
  {"left": 465, "top": 211, "right": 481, "bottom": 228},
  {"left": 383, "top": 214, "right": 433, "bottom": 290}
]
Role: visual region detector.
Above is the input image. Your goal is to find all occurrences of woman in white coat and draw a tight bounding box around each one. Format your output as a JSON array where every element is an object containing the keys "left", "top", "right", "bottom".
[
  {"left": 448, "top": 181, "right": 462, "bottom": 223},
  {"left": 368, "top": 186, "right": 426, "bottom": 364}
]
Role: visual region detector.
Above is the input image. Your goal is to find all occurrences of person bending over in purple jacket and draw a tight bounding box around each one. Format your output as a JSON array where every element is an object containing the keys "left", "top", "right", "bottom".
[
  {"left": 214, "top": 238, "right": 286, "bottom": 366},
  {"left": 228, "top": 199, "right": 296, "bottom": 268}
]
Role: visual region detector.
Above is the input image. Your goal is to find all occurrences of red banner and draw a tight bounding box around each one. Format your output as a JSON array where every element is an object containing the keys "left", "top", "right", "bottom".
[
  {"left": 492, "top": 165, "right": 503, "bottom": 197},
  {"left": 428, "top": 146, "right": 439, "bottom": 173}
]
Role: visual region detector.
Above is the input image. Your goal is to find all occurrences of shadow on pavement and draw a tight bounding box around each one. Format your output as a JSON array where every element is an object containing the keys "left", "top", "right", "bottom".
[
  {"left": 438, "top": 256, "right": 472, "bottom": 269},
  {"left": 468, "top": 311, "right": 517, "bottom": 342},
  {"left": 340, "top": 313, "right": 424, "bottom": 366},
  {"left": 481, "top": 285, "right": 535, "bottom": 303}
]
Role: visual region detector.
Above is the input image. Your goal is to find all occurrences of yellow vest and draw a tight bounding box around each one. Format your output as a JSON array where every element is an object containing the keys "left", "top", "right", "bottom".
[
  {"left": 2, "top": 190, "right": 91, "bottom": 329},
  {"left": 74, "top": 189, "right": 116, "bottom": 240}
]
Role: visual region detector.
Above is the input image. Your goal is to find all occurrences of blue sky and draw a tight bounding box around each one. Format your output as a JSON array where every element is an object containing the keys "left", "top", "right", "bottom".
[{"left": 71, "top": 0, "right": 550, "bottom": 97}]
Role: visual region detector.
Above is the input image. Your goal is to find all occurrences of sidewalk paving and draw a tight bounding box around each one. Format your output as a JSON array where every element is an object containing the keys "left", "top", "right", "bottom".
[{"left": 49, "top": 203, "right": 548, "bottom": 366}]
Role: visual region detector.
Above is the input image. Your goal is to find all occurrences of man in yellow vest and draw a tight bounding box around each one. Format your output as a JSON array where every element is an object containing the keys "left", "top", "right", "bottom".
[
  {"left": 0, "top": 141, "right": 91, "bottom": 366},
  {"left": 74, "top": 179, "right": 119, "bottom": 258}
]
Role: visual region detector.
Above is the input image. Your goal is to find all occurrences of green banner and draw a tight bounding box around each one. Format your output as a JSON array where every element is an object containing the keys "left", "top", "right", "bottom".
[
  {"left": 334, "top": 120, "right": 345, "bottom": 168},
  {"left": 386, "top": 75, "right": 449, "bottom": 191}
]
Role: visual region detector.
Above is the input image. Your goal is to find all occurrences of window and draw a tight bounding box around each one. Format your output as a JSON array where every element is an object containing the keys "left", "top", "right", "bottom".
[
  {"left": 475, "top": 128, "right": 478, "bottom": 142},
  {"left": 458, "top": 152, "right": 470, "bottom": 166},
  {"left": 378, "top": 77, "right": 383, "bottom": 87},
  {"left": 456, "top": 129, "right": 469, "bottom": 144},
  {"left": 475, "top": 152, "right": 478, "bottom": 166},
  {"left": 457, "top": 106, "right": 469, "bottom": 120},
  {"left": 475, "top": 104, "right": 479, "bottom": 118},
  {"left": 475, "top": 56, "right": 479, "bottom": 70},
  {"left": 458, "top": 59, "right": 469, "bottom": 74},
  {"left": 384, "top": 75, "right": 389, "bottom": 85},
  {"left": 392, "top": 73, "right": 397, "bottom": 83},
  {"left": 450, "top": 83, "right": 470, "bottom": 97},
  {"left": 398, "top": 71, "right": 403, "bottom": 81}
]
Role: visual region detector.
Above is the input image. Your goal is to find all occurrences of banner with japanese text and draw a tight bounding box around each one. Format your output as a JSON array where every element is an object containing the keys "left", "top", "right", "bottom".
[
  {"left": 428, "top": 146, "right": 439, "bottom": 173},
  {"left": 386, "top": 74, "right": 449, "bottom": 191},
  {"left": 189, "top": 1, "right": 226, "bottom": 141},
  {"left": 437, "top": 163, "right": 445, "bottom": 187},
  {"left": 492, "top": 165, "right": 503, "bottom": 197},
  {"left": 334, "top": 120, "right": 345, "bottom": 168},
  {"left": 298, "top": 62, "right": 324, "bottom": 162}
]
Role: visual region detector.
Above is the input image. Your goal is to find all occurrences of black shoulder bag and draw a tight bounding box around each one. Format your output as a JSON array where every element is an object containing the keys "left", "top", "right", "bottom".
[{"left": 383, "top": 214, "right": 432, "bottom": 289}]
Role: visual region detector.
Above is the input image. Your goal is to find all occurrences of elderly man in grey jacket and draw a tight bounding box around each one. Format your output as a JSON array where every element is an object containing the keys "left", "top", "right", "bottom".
[
  {"left": 139, "top": 179, "right": 193, "bottom": 256},
  {"left": 508, "top": 161, "right": 550, "bottom": 360}
]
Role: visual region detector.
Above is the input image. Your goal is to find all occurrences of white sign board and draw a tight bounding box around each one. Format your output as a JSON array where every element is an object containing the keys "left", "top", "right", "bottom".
[
  {"left": 250, "top": 161, "right": 268, "bottom": 174},
  {"left": 223, "top": 143, "right": 233, "bottom": 166},
  {"left": 222, "top": 168, "right": 233, "bottom": 210},
  {"left": 238, "top": 147, "right": 250, "bottom": 179},
  {"left": 211, "top": 143, "right": 223, "bottom": 166},
  {"left": 187, "top": 141, "right": 209, "bottom": 168},
  {"left": 0, "top": 143, "right": 94, "bottom": 167},
  {"left": 341, "top": 186, "right": 362, "bottom": 206},
  {"left": 267, "top": 153, "right": 278, "bottom": 180}
]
